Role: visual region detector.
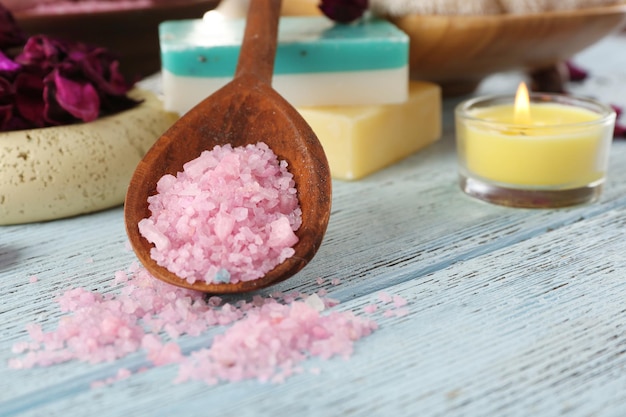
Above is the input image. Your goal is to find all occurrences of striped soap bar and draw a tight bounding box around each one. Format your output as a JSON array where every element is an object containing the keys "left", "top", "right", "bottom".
[{"left": 159, "top": 16, "right": 409, "bottom": 114}]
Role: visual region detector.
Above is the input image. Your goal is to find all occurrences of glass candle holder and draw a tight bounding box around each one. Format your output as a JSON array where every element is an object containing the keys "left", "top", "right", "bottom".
[{"left": 455, "top": 93, "right": 616, "bottom": 208}]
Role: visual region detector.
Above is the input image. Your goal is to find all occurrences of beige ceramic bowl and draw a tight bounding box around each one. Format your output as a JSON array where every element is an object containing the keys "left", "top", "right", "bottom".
[
  {"left": 14, "top": 0, "right": 221, "bottom": 79},
  {"left": 281, "top": 2, "right": 626, "bottom": 95}
]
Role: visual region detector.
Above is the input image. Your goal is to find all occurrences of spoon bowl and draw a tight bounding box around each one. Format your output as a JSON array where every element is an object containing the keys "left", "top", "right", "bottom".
[{"left": 124, "top": 0, "right": 331, "bottom": 293}]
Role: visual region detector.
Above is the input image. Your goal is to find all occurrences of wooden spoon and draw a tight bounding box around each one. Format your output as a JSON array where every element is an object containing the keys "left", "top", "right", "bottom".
[{"left": 124, "top": 0, "right": 331, "bottom": 294}]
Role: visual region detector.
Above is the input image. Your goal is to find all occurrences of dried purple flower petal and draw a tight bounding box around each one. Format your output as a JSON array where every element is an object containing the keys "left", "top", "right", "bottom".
[
  {"left": 78, "top": 47, "right": 133, "bottom": 96},
  {"left": 16, "top": 36, "right": 69, "bottom": 72},
  {"left": 14, "top": 72, "right": 45, "bottom": 127},
  {"left": 319, "top": 0, "right": 368, "bottom": 23},
  {"left": 0, "top": 51, "right": 20, "bottom": 77},
  {"left": 565, "top": 61, "right": 588, "bottom": 82},
  {"left": 0, "top": 77, "right": 14, "bottom": 129},
  {"left": 49, "top": 67, "right": 100, "bottom": 123},
  {"left": 611, "top": 104, "right": 622, "bottom": 119},
  {"left": 0, "top": 76, "right": 13, "bottom": 101}
]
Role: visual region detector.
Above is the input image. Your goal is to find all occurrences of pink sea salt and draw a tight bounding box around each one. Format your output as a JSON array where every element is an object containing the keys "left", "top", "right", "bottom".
[
  {"left": 176, "top": 299, "right": 376, "bottom": 385},
  {"left": 363, "top": 304, "right": 378, "bottom": 314},
  {"left": 378, "top": 292, "right": 393, "bottom": 304},
  {"left": 393, "top": 295, "right": 408, "bottom": 308},
  {"left": 91, "top": 368, "right": 132, "bottom": 389},
  {"left": 138, "top": 142, "right": 302, "bottom": 285},
  {"left": 9, "top": 262, "right": 378, "bottom": 386}
]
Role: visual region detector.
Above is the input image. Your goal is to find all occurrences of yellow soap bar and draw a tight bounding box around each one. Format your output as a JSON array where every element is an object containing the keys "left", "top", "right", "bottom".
[{"left": 297, "top": 81, "right": 441, "bottom": 180}]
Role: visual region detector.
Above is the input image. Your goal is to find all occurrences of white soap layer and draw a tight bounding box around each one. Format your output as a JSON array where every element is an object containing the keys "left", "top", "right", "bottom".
[{"left": 162, "top": 67, "right": 409, "bottom": 115}]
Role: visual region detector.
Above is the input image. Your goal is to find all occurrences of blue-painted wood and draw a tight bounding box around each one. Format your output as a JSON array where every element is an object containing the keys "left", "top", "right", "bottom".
[{"left": 2, "top": 32, "right": 626, "bottom": 417}]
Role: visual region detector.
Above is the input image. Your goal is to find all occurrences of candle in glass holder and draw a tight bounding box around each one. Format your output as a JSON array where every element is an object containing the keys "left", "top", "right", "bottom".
[{"left": 455, "top": 83, "right": 616, "bottom": 208}]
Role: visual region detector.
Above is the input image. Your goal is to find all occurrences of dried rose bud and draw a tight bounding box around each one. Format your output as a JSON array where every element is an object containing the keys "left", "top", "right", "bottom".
[{"left": 319, "top": 0, "right": 368, "bottom": 23}]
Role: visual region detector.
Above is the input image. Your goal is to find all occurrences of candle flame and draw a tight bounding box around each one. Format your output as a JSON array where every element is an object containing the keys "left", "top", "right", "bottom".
[{"left": 514, "top": 82, "right": 531, "bottom": 125}]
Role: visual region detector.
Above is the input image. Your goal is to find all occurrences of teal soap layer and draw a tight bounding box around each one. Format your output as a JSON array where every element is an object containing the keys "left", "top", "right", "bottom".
[{"left": 159, "top": 16, "right": 408, "bottom": 77}]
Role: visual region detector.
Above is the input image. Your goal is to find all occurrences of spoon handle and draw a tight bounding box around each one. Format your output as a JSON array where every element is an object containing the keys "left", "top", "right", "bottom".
[{"left": 234, "top": 0, "right": 282, "bottom": 85}]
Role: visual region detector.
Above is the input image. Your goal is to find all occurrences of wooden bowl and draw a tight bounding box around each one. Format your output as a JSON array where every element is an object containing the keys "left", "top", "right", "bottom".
[
  {"left": 281, "top": 2, "right": 626, "bottom": 96},
  {"left": 14, "top": 0, "right": 221, "bottom": 80},
  {"left": 387, "top": 5, "right": 626, "bottom": 95}
]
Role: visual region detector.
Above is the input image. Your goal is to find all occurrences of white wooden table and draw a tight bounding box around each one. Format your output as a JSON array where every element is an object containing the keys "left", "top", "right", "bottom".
[{"left": 3, "top": 33, "right": 626, "bottom": 417}]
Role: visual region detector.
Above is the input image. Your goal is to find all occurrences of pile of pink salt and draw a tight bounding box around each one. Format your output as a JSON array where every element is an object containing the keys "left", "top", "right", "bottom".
[
  {"left": 138, "top": 142, "right": 302, "bottom": 285},
  {"left": 8, "top": 262, "right": 380, "bottom": 386},
  {"left": 176, "top": 295, "right": 373, "bottom": 384}
]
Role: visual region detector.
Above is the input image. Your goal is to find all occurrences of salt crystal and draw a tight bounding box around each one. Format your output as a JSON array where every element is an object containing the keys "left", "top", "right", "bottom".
[
  {"left": 304, "top": 293, "right": 325, "bottom": 312},
  {"left": 28, "top": 275, "right": 38, "bottom": 283},
  {"left": 378, "top": 292, "right": 393, "bottom": 303},
  {"left": 213, "top": 269, "right": 231, "bottom": 283},
  {"left": 393, "top": 295, "right": 408, "bottom": 308},
  {"left": 394, "top": 308, "right": 409, "bottom": 317},
  {"left": 324, "top": 298, "right": 340, "bottom": 308},
  {"left": 138, "top": 143, "right": 302, "bottom": 285},
  {"left": 363, "top": 304, "right": 378, "bottom": 314},
  {"left": 91, "top": 368, "right": 132, "bottom": 389}
]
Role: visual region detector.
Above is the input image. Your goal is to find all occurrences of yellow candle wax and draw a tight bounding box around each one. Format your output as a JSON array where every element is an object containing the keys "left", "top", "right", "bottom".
[{"left": 459, "top": 103, "right": 610, "bottom": 188}]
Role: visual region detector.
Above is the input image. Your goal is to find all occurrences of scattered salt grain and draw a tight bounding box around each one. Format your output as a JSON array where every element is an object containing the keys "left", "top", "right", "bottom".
[
  {"left": 28, "top": 275, "right": 38, "bottom": 283},
  {"left": 304, "top": 293, "right": 325, "bottom": 312},
  {"left": 138, "top": 142, "right": 302, "bottom": 285},
  {"left": 9, "top": 262, "right": 377, "bottom": 386},
  {"left": 393, "top": 295, "right": 408, "bottom": 308},
  {"left": 393, "top": 308, "right": 410, "bottom": 317},
  {"left": 363, "top": 304, "right": 378, "bottom": 314},
  {"left": 91, "top": 368, "right": 132, "bottom": 389},
  {"left": 365, "top": 293, "right": 410, "bottom": 318},
  {"left": 331, "top": 278, "right": 341, "bottom": 286},
  {"left": 378, "top": 292, "right": 393, "bottom": 303},
  {"left": 309, "top": 367, "right": 322, "bottom": 375}
]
